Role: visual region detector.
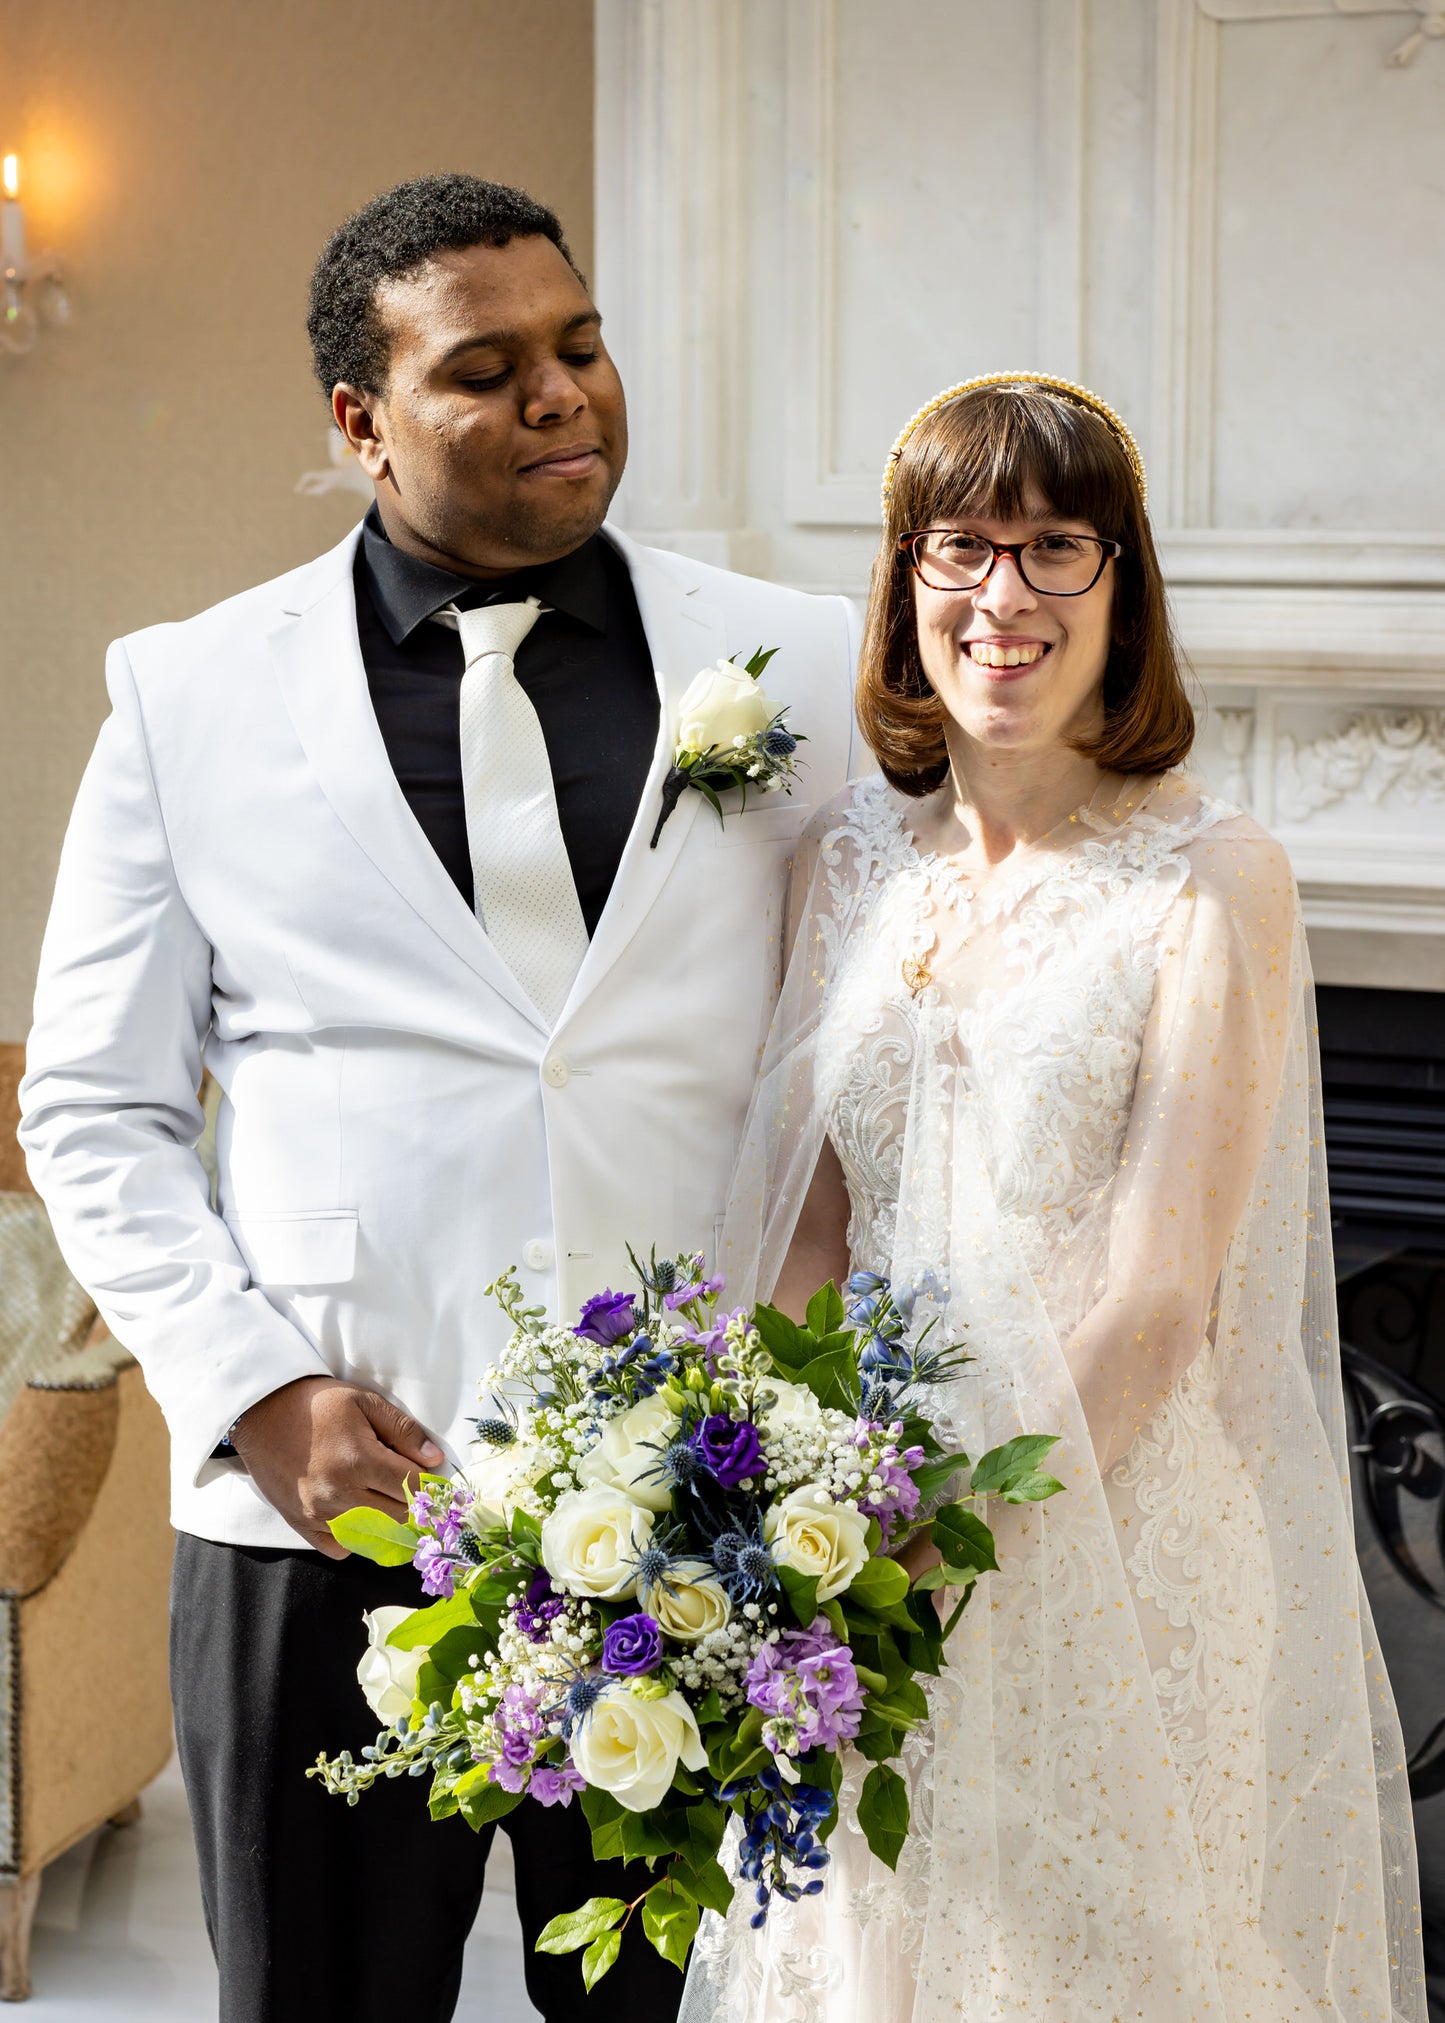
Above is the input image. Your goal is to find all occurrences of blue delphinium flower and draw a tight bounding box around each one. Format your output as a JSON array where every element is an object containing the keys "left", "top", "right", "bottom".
[{"left": 717, "top": 1767, "right": 833, "bottom": 1924}]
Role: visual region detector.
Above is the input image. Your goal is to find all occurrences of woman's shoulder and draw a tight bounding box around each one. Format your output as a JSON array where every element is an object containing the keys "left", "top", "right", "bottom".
[{"left": 800, "top": 769, "right": 906, "bottom": 857}]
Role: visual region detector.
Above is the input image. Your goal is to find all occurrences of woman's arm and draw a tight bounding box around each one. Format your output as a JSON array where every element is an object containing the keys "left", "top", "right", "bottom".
[
  {"left": 768, "top": 1135, "right": 852, "bottom": 1323},
  {"left": 1061, "top": 832, "right": 1299, "bottom": 1471}
]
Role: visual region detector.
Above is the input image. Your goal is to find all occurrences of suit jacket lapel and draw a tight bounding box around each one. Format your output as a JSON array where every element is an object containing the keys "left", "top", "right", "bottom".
[
  {"left": 560, "top": 531, "right": 728, "bottom": 1014},
  {"left": 267, "top": 530, "right": 550, "bottom": 1035}
]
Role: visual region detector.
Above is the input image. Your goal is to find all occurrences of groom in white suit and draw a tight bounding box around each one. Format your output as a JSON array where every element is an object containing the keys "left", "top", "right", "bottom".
[{"left": 19, "top": 176, "right": 856, "bottom": 2022}]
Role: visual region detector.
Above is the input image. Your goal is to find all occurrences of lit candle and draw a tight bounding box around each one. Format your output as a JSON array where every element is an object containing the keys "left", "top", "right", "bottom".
[{"left": 2, "top": 155, "right": 27, "bottom": 271}]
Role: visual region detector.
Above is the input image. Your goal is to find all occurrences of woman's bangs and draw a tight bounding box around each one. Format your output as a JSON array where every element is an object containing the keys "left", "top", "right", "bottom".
[{"left": 898, "top": 390, "right": 1131, "bottom": 537}]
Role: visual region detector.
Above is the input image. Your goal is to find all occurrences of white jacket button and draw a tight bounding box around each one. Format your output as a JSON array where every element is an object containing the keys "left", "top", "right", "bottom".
[
  {"left": 542, "top": 1057, "right": 571, "bottom": 1088},
  {"left": 522, "top": 1238, "right": 553, "bottom": 1272}
]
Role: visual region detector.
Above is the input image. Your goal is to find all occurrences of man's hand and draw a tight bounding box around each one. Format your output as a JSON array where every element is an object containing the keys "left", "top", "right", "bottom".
[{"left": 230, "top": 1375, "right": 444, "bottom": 1559}]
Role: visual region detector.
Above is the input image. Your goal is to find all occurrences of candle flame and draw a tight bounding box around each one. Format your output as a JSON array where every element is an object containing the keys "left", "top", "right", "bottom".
[{"left": 1, "top": 156, "right": 18, "bottom": 201}]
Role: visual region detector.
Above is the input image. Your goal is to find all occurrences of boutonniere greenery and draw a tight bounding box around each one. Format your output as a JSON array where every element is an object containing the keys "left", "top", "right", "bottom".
[{"left": 649, "top": 647, "right": 806, "bottom": 848}]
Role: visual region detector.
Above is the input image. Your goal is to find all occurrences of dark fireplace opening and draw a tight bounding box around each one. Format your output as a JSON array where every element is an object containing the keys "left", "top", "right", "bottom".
[{"left": 1320, "top": 984, "right": 1445, "bottom": 2011}]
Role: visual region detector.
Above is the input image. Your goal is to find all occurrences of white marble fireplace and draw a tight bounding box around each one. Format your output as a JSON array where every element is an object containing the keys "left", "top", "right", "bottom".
[{"left": 594, "top": 0, "right": 1445, "bottom": 990}]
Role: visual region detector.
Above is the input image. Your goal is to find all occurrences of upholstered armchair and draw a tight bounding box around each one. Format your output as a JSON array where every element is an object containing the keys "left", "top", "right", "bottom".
[{"left": 0, "top": 1044, "right": 174, "bottom": 2001}]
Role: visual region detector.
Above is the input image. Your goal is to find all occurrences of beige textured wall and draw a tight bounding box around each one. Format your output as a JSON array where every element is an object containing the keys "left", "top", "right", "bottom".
[{"left": 0, "top": 0, "right": 594, "bottom": 1039}]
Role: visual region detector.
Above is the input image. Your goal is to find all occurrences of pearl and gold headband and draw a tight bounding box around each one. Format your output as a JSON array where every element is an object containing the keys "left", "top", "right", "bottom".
[{"left": 880, "top": 371, "right": 1148, "bottom": 514}]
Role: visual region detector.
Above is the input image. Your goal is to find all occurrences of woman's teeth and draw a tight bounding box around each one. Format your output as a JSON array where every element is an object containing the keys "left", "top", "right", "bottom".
[{"left": 966, "top": 641, "right": 1048, "bottom": 669}]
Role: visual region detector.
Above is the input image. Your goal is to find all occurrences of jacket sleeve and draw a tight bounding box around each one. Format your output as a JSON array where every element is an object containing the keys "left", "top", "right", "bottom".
[{"left": 18, "top": 638, "right": 332, "bottom": 1486}]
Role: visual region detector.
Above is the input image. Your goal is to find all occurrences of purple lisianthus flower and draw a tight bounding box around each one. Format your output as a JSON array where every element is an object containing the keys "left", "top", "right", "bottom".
[
  {"left": 513, "top": 1567, "right": 566, "bottom": 1642},
  {"left": 692, "top": 1413, "right": 765, "bottom": 1489},
  {"left": 575, "top": 1289, "right": 637, "bottom": 1346},
  {"left": 664, "top": 1257, "right": 727, "bottom": 1310},
  {"left": 601, "top": 1612, "right": 664, "bottom": 1676},
  {"left": 745, "top": 1619, "right": 867, "bottom": 1753},
  {"left": 529, "top": 1757, "right": 586, "bottom": 1808}
]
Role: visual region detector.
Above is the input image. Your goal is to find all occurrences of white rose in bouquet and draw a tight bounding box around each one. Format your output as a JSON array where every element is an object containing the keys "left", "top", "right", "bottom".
[
  {"left": 764, "top": 1485, "right": 871, "bottom": 1601},
  {"left": 468, "top": 1435, "right": 551, "bottom": 1527},
  {"left": 569, "top": 1680, "right": 708, "bottom": 1813},
  {"left": 758, "top": 1377, "right": 825, "bottom": 1433},
  {"left": 677, "top": 659, "right": 777, "bottom": 756},
  {"left": 577, "top": 1393, "right": 679, "bottom": 1513},
  {"left": 643, "top": 1565, "right": 732, "bottom": 1643},
  {"left": 356, "top": 1606, "right": 425, "bottom": 1724},
  {"left": 542, "top": 1485, "right": 655, "bottom": 1599}
]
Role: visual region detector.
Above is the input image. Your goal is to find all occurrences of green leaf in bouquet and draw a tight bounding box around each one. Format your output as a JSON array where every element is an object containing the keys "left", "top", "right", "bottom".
[
  {"left": 930, "top": 1503, "right": 1000, "bottom": 1576},
  {"left": 777, "top": 1563, "right": 821, "bottom": 1628},
  {"left": 817, "top": 1754, "right": 844, "bottom": 1844},
  {"left": 673, "top": 1852, "right": 735, "bottom": 1916},
  {"left": 417, "top": 1621, "right": 497, "bottom": 1707},
  {"left": 968, "top": 1435, "right": 1062, "bottom": 1502},
  {"left": 909, "top": 1454, "right": 969, "bottom": 1505},
  {"left": 326, "top": 1505, "right": 418, "bottom": 1565},
  {"left": 857, "top": 1764, "right": 910, "bottom": 1872},
  {"left": 683, "top": 1798, "right": 728, "bottom": 1869},
  {"left": 751, "top": 1302, "right": 813, "bottom": 1373},
  {"left": 865, "top": 1676, "right": 930, "bottom": 1730},
  {"left": 620, "top": 1806, "right": 691, "bottom": 1862},
  {"left": 642, "top": 1882, "right": 701, "bottom": 1973},
  {"left": 844, "top": 1556, "right": 910, "bottom": 1613},
  {"left": 852, "top": 1712, "right": 905, "bottom": 1762},
  {"left": 536, "top": 1895, "right": 629, "bottom": 1956},
  {"left": 388, "top": 1588, "right": 483, "bottom": 1650},
  {"left": 805, "top": 1281, "right": 847, "bottom": 1338},
  {"left": 794, "top": 1347, "right": 857, "bottom": 1413},
  {"left": 508, "top": 1506, "right": 543, "bottom": 1552},
  {"left": 582, "top": 1929, "right": 623, "bottom": 1991},
  {"left": 710, "top": 1706, "right": 770, "bottom": 1784},
  {"left": 694, "top": 1687, "right": 725, "bottom": 1729},
  {"left": 852, "top": 1661, "right": 889, "bottom": 1695},
  {"left": 427, "top": 1783, "right": 460, "bottom": 1821},
  {"left": 820, "top": 1598, "right": 849, "bottom": 1643},
  {"left": 580, "top": 1784, "right": 627, "bottom": 1860},
  {"left": 453, "top": 1765, "right": 524, "bottom": 1832}
]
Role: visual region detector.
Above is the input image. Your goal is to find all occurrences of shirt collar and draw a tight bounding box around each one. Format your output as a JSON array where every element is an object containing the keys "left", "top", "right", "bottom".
[{"left": 358, "top": 502, "right": 608, "bottom": 644}]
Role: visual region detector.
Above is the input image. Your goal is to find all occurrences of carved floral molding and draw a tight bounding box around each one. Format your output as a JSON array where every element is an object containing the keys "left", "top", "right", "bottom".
[{"left": 1276, "top": 708, "right": 1445, "bottom": 820}]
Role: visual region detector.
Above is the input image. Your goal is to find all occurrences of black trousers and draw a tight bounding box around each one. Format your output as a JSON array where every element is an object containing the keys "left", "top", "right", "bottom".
[{"left": 171, "top": 1533, "right": 687, "bottom": 2023}]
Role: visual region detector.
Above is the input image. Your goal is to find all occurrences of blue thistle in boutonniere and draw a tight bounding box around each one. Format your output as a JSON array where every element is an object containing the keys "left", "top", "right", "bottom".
[{"left": 650, "top": 646, "right": 806, "bottom": 847}]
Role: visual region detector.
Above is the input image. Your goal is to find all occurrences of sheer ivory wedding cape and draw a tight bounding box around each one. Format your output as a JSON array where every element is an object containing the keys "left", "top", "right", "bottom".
[{"left": 680, "top": 770, "right": 1425, "bottom": 2023}]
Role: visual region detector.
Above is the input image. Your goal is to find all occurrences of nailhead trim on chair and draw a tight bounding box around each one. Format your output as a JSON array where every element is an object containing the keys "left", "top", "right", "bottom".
[{"left": 0, "top": 1594, "right": 19, "bottom": 1880}]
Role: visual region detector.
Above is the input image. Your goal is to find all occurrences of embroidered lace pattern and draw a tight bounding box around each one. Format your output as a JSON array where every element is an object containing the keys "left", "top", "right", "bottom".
[{"left": 683, "top": 772, "right": 1424, "bottom": 2023}]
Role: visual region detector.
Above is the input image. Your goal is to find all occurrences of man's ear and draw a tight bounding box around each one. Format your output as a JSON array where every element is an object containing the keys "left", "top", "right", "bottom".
[{"left": 332, "top": 383, "right": 389, "bottom": 483}]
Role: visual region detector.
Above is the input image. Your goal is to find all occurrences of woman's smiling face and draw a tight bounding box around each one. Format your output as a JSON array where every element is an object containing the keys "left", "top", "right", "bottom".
[{"left": 911, "top": 492, "right": 1115, "bottom": 759}]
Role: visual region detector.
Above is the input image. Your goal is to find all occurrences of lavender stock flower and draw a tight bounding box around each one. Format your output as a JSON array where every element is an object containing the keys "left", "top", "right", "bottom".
[
  {"left": 745, "top": 1619, "right": 867, "bottom": 1753},
  {"left": 529, "top": 1757, "right": 585, "bottom": 1808}
]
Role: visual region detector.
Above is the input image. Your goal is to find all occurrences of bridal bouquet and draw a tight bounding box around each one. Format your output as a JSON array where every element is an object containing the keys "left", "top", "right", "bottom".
[{"left": 311, "top": 1252, "right": 1062, "bottom": 1986}]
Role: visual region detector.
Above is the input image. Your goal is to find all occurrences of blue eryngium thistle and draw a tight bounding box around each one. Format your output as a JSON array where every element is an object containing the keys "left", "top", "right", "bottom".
[
  {"left": 639, "top": 1430, "right": 708, "bottom": 1493},
  {"left": 762, "top": 724, "right": 798, "bottom": 758},
  {"left": 565, "top": 1675, "right": 605, "bottom": 1728},
  {"left": 473, "top": 1416, "right": 516, "bottom": 1449},
  {"left": 711, "top": 1525, "right": 778, "bottom": 1601}
]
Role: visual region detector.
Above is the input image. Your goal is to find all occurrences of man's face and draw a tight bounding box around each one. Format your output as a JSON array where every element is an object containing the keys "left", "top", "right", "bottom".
[{"left": 336, "top": 235, "right": 627, "bottom": 577}]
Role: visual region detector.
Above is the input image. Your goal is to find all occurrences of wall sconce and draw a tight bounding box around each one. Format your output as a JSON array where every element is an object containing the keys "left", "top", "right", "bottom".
[{"left": 2, "top": 154, "right": 70, "bottom": 357}]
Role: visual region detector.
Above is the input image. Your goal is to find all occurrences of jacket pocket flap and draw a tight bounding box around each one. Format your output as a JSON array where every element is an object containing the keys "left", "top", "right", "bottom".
[
  {"left": 223, "top": 1209, "right": 358, "bottom": 1287},
  {"left": 716, "top": 802, "right": 812, "bottom": 847}
]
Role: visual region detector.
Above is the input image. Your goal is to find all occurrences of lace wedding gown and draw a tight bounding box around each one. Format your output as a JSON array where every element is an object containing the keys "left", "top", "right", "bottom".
[{"left": 681, "top": 771, "right": 1425, "bottom": 2023}]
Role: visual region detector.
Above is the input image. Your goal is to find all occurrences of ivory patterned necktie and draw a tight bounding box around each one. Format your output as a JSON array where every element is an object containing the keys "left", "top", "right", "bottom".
[{"left": 437, "top": 596, "right": 589, "bottom": 1025}]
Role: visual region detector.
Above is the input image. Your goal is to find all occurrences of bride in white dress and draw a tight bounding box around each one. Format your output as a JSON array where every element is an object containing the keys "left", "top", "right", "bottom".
[{"left": 681, "top": 376, "right": 1426, "bottom": 2023}]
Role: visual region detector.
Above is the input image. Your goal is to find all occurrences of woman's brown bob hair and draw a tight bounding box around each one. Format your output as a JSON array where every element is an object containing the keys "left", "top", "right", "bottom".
[{"left": 857, "top": 382, "right": 1195, "bottom": 795}]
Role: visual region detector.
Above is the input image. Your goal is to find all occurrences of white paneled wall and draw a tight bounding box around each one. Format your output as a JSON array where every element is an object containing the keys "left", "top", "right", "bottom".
[{"left": 596, "top": 0, "right": 1445, "bottom": 984}]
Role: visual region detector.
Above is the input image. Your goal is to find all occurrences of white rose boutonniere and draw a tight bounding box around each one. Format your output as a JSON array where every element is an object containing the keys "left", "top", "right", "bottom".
[{"left": 650, "top": 647, "right": 806, "bottom": 846}]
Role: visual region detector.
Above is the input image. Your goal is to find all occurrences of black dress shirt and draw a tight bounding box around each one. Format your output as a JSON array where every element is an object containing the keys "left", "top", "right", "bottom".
[{"left": 354, "top": 504, "right": 658, "bottom": 938}]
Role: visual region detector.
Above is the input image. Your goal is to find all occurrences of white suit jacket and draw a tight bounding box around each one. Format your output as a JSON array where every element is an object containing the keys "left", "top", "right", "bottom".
[{"left": 20, "top": 524, "right": 858, "bottom": 1546}]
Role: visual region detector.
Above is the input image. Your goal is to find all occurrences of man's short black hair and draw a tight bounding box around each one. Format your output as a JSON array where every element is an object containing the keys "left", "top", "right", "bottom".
[{"left": 306, "top": 173, "right": 584, "bottom": 398}]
